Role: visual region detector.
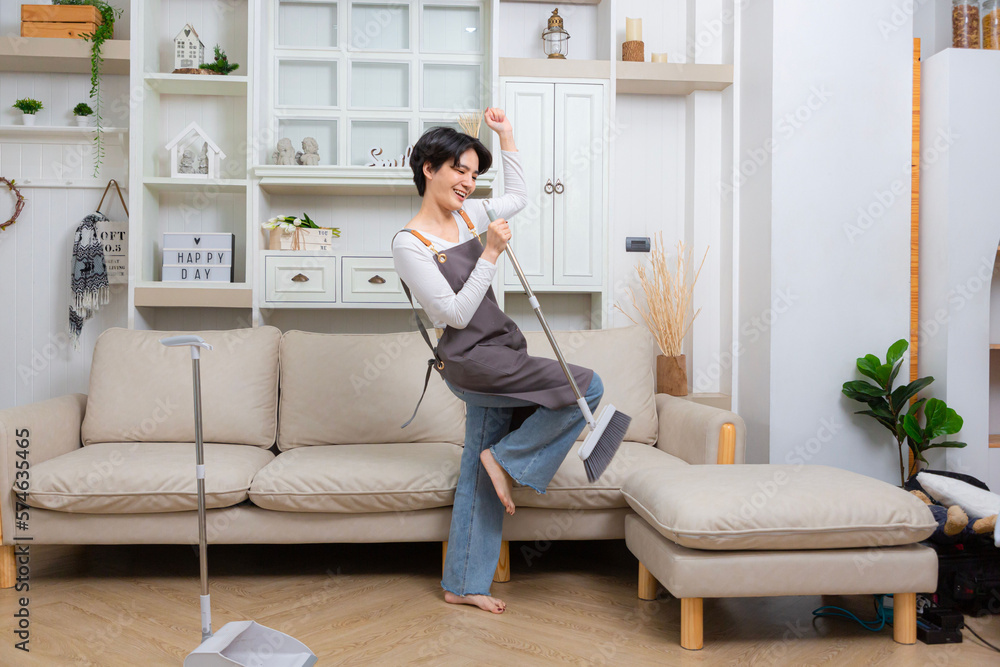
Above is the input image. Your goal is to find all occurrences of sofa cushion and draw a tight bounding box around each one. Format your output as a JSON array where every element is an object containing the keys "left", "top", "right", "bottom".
[
  {"left": 522, "top": 326, "right": 658, "bottom": 445},
  {"left": 82, "top": 327, "right": 281, "bottom": 448},
  {"left": 621, "top": 464, "right": 938, "bottom": 551},
  {"left": 22, "top": 442, "right": 274, "bottom": 513},
  {"left": 513, "top": 442, "right": 686, "bottom": 510},
  {"left": 248, "top": 443, "right": 462, "bottom": 512},
  {"left": 277, "top": 331, "right": 466, "bottom": 449}
]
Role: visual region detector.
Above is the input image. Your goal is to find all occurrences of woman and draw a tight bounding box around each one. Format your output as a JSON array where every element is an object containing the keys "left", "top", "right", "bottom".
[{"left": 391, "top": 109, "right": 604, "bottom": 614}]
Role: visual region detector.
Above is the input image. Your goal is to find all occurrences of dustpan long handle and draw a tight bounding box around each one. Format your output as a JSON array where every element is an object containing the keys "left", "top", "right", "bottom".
[
  {"left": 484, "top": 207, "right": 596, "bottom": 427},
  {"left": 192, "top": 355, "right": 210, "bottom": 633}
]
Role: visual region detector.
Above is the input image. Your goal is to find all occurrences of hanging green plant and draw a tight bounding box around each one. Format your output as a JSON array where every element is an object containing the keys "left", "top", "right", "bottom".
[
  {"left": 199, "top": 45, "right": 240, "bottom": 75},
  {"left": 53, "top": 1, "right": 123, "bottom": 178}
]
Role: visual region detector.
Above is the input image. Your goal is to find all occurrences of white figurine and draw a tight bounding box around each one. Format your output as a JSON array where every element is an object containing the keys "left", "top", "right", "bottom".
[
  {"left": 272, "top": 138, "right": 296, "bottom": 166},
  {"left": 197, "top": 141, "right": 209, "bottom": 174},
  {"left": 296, "top": 137, "right": 321, "bottom": 166},
  {"left": 178, "top": 147, "right": 196, "bottom": 174}
]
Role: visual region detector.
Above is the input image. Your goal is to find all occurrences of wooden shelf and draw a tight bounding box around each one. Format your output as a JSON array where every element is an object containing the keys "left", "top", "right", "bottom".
[
  {"left": 0, "top": 125, "right": 127, "bottom": 143},
  {"left": 143, "top": 73, "right": 248, "bottom": 96},
  {"left": 616, "top": 62, "right": 734, "bottom": 95},
  {"left": 134, "top": 283, "right": 252, "bottom": 309},
  {"left": 499, "top": 58, "right": 611, "bottom": 79},
  {"left": 254, "top": 165, "right": 495, "bottom": 196},
  {"left": 991, "top": 344, "right": 1000, "bottom": 350},
  {"left": 991, "top": 434, "right": 1000, "bottom": 448},
  {"left": 0, "top": 37, "right": 129, "bottom": 75},
  {"left": 143, "top": 177, "right": 248, "bottom": 193}
]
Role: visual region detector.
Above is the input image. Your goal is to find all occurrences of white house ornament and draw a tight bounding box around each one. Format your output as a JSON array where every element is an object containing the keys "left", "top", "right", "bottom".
[
  {"left": 165, "top": 122, "right": 226, "bottom": 179},
  {"left": 173, "top": 24, "right": 205, "bottom": 71}
]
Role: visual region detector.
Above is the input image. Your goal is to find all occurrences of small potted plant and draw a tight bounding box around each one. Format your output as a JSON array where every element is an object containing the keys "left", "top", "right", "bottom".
[
  {"left": 199, "top": 45, "right": 240, "bottom": 75},
  {"left": 12, "top": 98, "right": 43, "bottom": 126},
  {"left": 73, "top": 102, "right": 94, "bottom": 127}
]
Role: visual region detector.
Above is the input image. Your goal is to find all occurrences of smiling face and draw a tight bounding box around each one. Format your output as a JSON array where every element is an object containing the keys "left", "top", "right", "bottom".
[{"left": 424, "top": 147, "right": 479, "bottom": 211}]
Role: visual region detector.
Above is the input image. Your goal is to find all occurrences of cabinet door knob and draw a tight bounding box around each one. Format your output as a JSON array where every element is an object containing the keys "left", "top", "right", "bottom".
[
  {"left": 291, "top": 273, "right": 309, "bottom": 282},
  {"left": 544, "top": 178, "right": 554, "bottom": 194},
  {"left": 554, "top": 179, "right": 565, "bottom": 194},
  {"left": 368, "top": 274, "right": 386, "bottom": 284}
]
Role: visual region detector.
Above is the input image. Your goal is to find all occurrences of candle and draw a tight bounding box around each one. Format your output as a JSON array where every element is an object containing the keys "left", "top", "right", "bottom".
[
  {"left": 625, "top": 17, "right": 642, "bottom": 42},
  {"left": 651, "top": 52, "right": 668, "bottom": 62}
]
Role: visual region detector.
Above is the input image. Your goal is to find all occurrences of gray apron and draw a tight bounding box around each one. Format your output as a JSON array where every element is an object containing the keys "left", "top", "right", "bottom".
[{"left": 395, "top": 209, "right": 593, "bottom": 427}]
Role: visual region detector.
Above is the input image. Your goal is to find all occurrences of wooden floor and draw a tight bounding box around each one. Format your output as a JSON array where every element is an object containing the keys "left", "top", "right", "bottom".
[{"left": 1, "top": 539, "right": 998, "bottom": 665}]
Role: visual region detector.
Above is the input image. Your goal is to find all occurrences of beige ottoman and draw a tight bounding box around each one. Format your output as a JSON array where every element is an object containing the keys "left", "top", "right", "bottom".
[{"left": 622, "top": 465, "right": 939, "bottom": 650}]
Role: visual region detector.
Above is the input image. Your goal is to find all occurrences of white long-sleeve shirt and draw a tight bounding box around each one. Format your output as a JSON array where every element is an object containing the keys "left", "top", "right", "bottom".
[{"left": 392, "top": 149, "right": 527, "bottom": 329}]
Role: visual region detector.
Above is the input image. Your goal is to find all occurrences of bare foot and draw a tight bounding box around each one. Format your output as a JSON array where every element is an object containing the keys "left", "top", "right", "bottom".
[
  {"left": 480, "top": 448, "right": 515, "bottom": 515},
  {"left": 444, "top": 590, "right": 506, "bottom": 613}
]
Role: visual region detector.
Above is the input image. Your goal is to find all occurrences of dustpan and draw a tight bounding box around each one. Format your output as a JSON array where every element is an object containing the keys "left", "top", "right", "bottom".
[{"left": 159, "top": 335, "right": 318, "bottom": 667}]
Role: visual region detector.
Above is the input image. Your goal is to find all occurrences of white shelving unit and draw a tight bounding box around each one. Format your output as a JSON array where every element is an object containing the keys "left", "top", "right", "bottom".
[{"left": 128, "top": 0, "right": 255, "bottom": 328}]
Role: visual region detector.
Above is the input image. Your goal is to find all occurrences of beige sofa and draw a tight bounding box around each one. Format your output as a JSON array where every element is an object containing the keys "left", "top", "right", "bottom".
[{"left": 0, "top": 324, "right": 745, "bottom": 588}]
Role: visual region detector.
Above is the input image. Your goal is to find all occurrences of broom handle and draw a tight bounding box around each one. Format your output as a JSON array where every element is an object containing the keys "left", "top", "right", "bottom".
[
  {"left": 485, "top": 207, "right": 596, "bottom": 427},
  {"left": 191, "top": 353, "right": 212, "bottom": 642}
]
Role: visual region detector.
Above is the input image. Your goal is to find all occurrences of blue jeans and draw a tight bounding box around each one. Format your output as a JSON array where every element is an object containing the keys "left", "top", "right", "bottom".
[{"left": 440, "top": 372, "right": 604, "bottom": 596}]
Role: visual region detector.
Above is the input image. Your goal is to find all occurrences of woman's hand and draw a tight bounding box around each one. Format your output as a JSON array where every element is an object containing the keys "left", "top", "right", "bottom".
[
  {"left": 484, "top": 108, "right": 512, "bottom": 137},
  {"left": 482, "top": 216, "right": 511, "bottom": 264}
]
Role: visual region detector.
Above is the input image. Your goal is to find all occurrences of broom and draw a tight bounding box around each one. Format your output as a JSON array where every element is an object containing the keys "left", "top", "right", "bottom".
[{"left": 485, "top": 206, "right": 630, "bottom": 481}]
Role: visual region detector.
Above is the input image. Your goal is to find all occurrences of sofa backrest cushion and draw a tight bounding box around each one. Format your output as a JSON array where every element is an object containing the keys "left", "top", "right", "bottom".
[
  {"left": 82, "top": 327, "right": 281, "bottom": 448},
  {"left": 277, "top": 330, "right": 466, "bottom": 449},
  {"left": 522, "top": 325, "right": 658, "bottom": 445}
]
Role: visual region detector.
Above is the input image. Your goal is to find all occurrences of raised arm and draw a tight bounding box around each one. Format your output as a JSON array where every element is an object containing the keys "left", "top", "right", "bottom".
[{"left": 465, "top": 109, "right": 528, "bottom": 231}]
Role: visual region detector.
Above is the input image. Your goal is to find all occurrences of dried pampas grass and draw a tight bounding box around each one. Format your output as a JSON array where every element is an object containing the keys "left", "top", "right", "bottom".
[
  {"left": 616, "top": 234, "right": 708, "bottom": 357},
  {"left": 457, "top": 112, "right": 482, "bottom": 138}
]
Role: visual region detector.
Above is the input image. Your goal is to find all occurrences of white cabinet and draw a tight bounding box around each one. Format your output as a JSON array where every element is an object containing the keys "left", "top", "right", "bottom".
[{"left": 501, "top": 80, "right": 606, "bottom": 289}]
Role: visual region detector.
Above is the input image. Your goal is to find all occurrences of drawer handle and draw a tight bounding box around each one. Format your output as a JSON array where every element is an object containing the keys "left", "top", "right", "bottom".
[
  {"left": 554, "top": 179, "right": 565, "bottom": 195},
  {"left": 369, "top": 274, "right": 386, "bottom": 284},
  {"left": 291, "top": 273, "right": 310, "bottom": 283},
  {"left": 544, "top": 178, "right": 554, "bottom": 195}
]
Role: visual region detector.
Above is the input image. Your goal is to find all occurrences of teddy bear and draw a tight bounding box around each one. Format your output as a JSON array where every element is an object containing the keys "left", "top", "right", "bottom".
[{"left": 909, "top": 471, "right": 999, "bottom": 546}]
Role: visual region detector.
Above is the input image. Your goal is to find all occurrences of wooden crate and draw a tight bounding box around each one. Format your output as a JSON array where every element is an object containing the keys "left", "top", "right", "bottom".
[
  {"left": 21, "top": 4, "right": 110, "bottom": 40},
  {"left": 268, "top": 227, "right": 336, "bottom": 251}
]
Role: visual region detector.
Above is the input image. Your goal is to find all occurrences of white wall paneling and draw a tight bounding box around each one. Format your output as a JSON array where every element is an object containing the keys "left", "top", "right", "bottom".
[{"left": 0, "top": 0, "right": 132, "bottom": 409}]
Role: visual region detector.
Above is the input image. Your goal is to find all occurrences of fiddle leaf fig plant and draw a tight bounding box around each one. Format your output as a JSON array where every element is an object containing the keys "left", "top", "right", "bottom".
[{"left": 842, "top": 339, "right": 966, "bottom": 486}]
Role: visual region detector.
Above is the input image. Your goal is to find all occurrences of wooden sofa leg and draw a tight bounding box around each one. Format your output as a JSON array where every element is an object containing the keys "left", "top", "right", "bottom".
[
  {"left": 0, "top": 545, "right": 14, "bottom": 589},
  {"left": 680, "top": 598, "right": 704, "bottom": 650},
  {"left": 442, "top": 541, "right": 448, "bottom": 576},
  {"left": 893, "top": 592, "right": 917, "bottom": 644},
  {"left": 494, "top": 540, "right": 510, "bottom": 583},
  {"left": 638, "top": 562, "right": 658, "bottom": 600},
  {"left": 717, "top": 423, "right": 736, "bottom": 465}
]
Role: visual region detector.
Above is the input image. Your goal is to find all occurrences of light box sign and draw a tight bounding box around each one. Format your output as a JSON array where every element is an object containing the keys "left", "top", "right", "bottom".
[{"left": 161, "top": 232, "right": 234, "bottom": 282}]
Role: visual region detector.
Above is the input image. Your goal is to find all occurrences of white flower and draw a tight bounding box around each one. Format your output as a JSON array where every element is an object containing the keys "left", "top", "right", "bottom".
[
  {"left": 261, "top": 220, "right": 276, "bottom": 229},
  {"left": 280, "top": 222, "right": 295, "bottom": 231},
  {"left": 267, "top": 217, "right": 279, "bottom": 224},
  {"left": 293, "top": 218, "right": 303, "bottom": 226}
]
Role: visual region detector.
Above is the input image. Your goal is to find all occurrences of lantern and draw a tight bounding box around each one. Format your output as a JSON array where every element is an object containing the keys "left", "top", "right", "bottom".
[{"left": 542, "top": 9, "right": 569, "bottom": 59}]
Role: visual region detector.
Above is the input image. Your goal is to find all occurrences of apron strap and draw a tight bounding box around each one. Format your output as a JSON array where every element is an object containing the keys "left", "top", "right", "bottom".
[
  {"left": 395, "top": 226, "right": 445, "bottom": 429},
  {"left": 458, "top": 209, "right": 484, "bottom": 246}
]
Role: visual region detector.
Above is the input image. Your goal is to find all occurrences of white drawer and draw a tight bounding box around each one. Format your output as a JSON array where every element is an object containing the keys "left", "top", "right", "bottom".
[
  {"left": 264, "top": 255, "right": 337, "bottom": 304},
  {"left": 341, "top": 256, "right": 407, "bottom": 304}
]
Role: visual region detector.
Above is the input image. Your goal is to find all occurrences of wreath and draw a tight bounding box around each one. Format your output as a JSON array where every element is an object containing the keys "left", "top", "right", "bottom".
[{"left": 0, "top": 177, "right": 25, "bottom": 231}]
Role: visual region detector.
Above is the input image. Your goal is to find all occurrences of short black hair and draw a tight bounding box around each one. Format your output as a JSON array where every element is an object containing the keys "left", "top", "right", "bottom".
[{"left": 409, "top": 126, "right": 492, "bottom": 197}]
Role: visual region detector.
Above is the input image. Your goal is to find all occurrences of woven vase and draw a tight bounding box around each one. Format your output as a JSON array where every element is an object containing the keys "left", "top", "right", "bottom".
[
  {"left": 656, "top": 354, "right": 688, "bottom": 396},
  {"left": 622, "top": 40, "right": 645, "bottom": 62}
]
